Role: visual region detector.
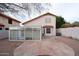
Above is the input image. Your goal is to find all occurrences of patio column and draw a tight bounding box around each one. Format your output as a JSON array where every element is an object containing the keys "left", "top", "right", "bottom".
[
  {"left": 40, "top": 27, "right": 42, "bottom": 40},
  {"left": 32, "top": 28, "right": 33, "bottom": 40},
  {"left": 24, "top": 28, "right": 25, "bottom": 40},
  {"left": 9, "top": 28, "right": 10, "bottom": 41}
]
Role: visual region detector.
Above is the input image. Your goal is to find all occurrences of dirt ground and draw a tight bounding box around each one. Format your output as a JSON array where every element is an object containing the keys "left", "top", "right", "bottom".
[{"left": 0, "top": 36, "right": 79, "bottom": 56}]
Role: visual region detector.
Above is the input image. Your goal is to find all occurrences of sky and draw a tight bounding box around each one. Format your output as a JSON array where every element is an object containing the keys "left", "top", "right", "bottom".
[
  {"left": 21, "top": 3, "right": 79, "bottom": 23},
  {"left": 52, "top": 3, "right": 79, "bottom": 23},
  {"left": 4, "top": 3, "right": 79, "bottom": 23}
]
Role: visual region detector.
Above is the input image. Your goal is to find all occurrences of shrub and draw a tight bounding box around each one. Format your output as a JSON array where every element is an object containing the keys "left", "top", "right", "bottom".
[{"left": 61, "top": 23, "right": 71, "bottom": 28}]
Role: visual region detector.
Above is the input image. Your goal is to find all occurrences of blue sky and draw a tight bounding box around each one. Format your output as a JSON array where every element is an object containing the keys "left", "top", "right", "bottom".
[
  {"left": 5, "top": 3, "right": 79, "bottom": 23},
  {"left": 52, "top": 3, "right": 79, "bottom": 23},
  {"left": 22, "top": 3, "right": 79, "bottom": 23}
]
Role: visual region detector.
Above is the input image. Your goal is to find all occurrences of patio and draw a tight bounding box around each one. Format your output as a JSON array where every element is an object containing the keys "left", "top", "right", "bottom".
[
  {"left": 0, "top": 39, "right": 23, "bottom": 56},
  {"left": 0, "top": 36, "right": 79, "bottom": 56},
  {"left": 14, "top": 39, "right": 74, "bottom": 56}
]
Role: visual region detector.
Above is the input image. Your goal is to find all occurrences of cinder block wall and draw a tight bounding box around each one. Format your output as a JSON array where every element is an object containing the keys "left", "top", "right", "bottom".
[{"left": 57, "top": 27, "right": 79, "bottom": 39}]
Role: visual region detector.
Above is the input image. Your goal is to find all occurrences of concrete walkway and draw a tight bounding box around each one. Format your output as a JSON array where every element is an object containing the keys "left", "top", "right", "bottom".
[{"left": 14, "top": 36, "right": 75, "bottom": 56}]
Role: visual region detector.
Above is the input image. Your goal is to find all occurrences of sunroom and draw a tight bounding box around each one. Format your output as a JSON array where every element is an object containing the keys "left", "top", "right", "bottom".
[{"left": 9, "top": 26, "right": 42, "bottom": 41}]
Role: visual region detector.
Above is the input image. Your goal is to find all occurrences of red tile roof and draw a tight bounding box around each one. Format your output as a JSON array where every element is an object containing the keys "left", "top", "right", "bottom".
[{"left": 0, "top": 12, "right": 21, "bottom": 23}]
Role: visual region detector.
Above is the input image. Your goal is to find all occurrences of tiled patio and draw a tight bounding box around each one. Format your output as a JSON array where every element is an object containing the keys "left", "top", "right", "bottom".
[
  {"left": 55, "top": 36, "right": 79, "bottom": 56},
  {"left": 14, "top": 39, "right": 74, "bottom": 56},
  {"left": 0, "top": 36, "right": 79, "bottom": 56},
  {"left": 0, "top": 39, "right": 23, "bottom": 56}
]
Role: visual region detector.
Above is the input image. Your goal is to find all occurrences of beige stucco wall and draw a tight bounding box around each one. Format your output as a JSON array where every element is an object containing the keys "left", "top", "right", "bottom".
[
  {"left": 24, "top": 14, "right": 56, "bottom": 36},
  {"left": 0, "top": 16, "right": 20, "bottom": 28}
]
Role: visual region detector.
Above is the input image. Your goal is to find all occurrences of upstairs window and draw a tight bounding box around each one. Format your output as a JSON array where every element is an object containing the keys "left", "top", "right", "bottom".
[
  {"left": 45, "top": 18, "right": 51, "bottom": 23},
  {"left": 8, "top": 19, "right": 12, "bottom": 24}
]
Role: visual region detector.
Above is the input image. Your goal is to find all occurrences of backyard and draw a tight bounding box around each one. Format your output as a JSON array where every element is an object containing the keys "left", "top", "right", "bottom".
[{"left": 0, "top": 36, "right": 79, "bottom": 56}]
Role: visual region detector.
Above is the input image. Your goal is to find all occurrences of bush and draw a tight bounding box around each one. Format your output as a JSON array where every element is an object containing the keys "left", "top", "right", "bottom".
[{"left": 61, "top": 23, "right": 71, "bottom": 28}]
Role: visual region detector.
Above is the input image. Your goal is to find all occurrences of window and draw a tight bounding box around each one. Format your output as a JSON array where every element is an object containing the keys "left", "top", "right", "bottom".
[
  {"left": 8, "top": 19, "right": 12, "bottom": 24},
  {"left": 5, "top": 28, "right": 9, "bottom": 30},
  {"left": 0, "top": 28, "right": 2, "bottom": 30},
  {"left": 45, "top": 18, "right": 51, "bottom": 23},
  {"left": 46, "top": 28, "right": 51, "bottom": 33},
  {"left": 20, "top": 30, "right": 24, "bottom": 37}
]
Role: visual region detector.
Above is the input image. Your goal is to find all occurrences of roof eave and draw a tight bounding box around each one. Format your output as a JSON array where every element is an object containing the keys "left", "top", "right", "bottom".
[{"left": 0, "top": 13, "right": 21, "bottom": 23}]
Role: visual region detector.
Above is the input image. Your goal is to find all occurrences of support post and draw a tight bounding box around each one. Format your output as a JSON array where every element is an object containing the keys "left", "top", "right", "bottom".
[
  {"left": 9, "top": 28, "right": 10, "bottom": 41},
  {"left": 40, "top": 27, "right": 41, "bottom": 40},
  {"left": 24, "top": 28, "right": 25, "bottom": 40},
  {"left": 32, "top": 28, "right": 33, "bottom": 40}
]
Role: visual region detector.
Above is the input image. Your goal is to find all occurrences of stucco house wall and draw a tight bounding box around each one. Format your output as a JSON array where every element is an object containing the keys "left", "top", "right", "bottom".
[
  {"left": 0, "top": 13, "right": 21, "bottom": 39},
  {"left": 9, "top": 13, "right": 56, "bottom": 40},
  {"left": 23, "top": 13, "right": 56, "bottom": 36},
  {"left": 0, "top": 16, "right": 20, "bottom": 28}
]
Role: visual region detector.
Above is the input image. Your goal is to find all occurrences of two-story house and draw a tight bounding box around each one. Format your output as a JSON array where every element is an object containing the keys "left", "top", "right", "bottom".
[
  {"left": 9, "top": 12, "right": 56, "bottom": 40},
  {"left": 0, "top": 13, "right": 21, "bottom": 30},
  {"left": 23, "top": 12, "right": 56, "bottom": 37}
]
